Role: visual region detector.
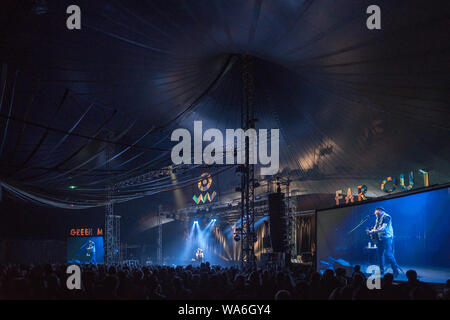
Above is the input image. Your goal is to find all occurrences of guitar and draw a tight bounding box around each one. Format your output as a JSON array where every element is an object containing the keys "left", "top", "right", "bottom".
[
  {"left": 366, "top": 228, "right": 380, "bottom": 242},
  {"left": 86, "top": 243, "right": 94, "bottom": 257},
  {"left": 195, "top": 248, "right": 204, "bottom": 261}
]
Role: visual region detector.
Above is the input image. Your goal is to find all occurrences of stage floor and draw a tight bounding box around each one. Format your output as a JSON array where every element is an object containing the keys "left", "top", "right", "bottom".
[
  {"left": 319, "top": 259, "right": 450, "bottom": 284},
  {"left": 358, "top": 264, "right": 450, "bottom": 284}
]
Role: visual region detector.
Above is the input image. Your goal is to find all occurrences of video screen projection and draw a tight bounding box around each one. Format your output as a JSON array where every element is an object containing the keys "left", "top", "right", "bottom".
[
  {"left": 67, "top": 237, "right": 104, "bottom": 265},
  {"left": 317, "top": 187, "right": 450, "bottom": 283}
]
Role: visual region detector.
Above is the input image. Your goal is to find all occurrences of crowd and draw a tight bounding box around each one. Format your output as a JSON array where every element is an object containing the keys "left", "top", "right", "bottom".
[{"left": 0, "top": 262, "right": 448, "bottom": 300}]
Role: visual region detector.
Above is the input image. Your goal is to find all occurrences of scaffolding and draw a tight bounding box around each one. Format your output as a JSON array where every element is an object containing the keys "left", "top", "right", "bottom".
[
  {"left": 275, "top": 177, "right": 293, "bottom": 259},
  {"left": 240, "top": 55, "right": 257, "bottom": 269},
  {"left": 104, "top": 137, "right": 121, "bottom": 265},
  {"left": 157, "top": 205, "right": 163, "bottom": 265},
  {"left": 105, "top": 206, "right": 121, "bottom": 265}
]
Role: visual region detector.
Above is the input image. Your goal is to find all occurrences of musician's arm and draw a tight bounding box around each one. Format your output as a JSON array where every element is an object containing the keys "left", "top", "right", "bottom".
[
  {"left": 369, "top": 225, "right": 378, "bottom": 234},
  {"left": 368, "top": 224, "right": 377, "bottom": 233},
  {"left": 373, "top": 216, "right": 390, "bottom": 233},
  {"left": 376, "top": 223, "right": 388, "bottom": 233},
  {"left": 370, "top": 223, "right": 388, "bottom": 234}
]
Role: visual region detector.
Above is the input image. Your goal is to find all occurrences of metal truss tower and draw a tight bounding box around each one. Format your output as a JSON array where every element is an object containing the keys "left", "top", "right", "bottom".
[
  {"left": 276, "top": 177, "right": 294, "bottom": 259},
  {"left": 105, "top": 204, "right": 121, "bottom": 265},
  {"left": 240, "top": 55, "right": 257, "bottom": 269},
  {"left": 285, "top": 178, "right": 296, "bottom": 259},
  {"left": 157, "top": 205, "right": 163, "bottom": 265},
  {"left": 104, "top": 137, "right": 121, "bottom": 265}
]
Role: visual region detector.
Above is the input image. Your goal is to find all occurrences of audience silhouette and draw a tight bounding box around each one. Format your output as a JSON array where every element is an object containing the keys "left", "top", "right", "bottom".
[{"left": 0, "top": 263, "right": 447, "bottom": 300}]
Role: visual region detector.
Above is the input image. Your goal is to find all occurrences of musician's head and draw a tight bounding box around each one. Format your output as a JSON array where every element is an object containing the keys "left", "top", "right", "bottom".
[{"left": 374, "top": 207, "right": 386, "bottom": 217}]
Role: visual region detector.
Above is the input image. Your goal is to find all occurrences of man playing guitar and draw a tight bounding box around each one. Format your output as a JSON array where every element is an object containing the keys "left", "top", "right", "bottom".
[
  {"left": 195, "top": 248, "right": 204, "bottom": 263},
  {"left": 86, "top": 240, "right": 96, "bottom": 265},
  {"left": 366, "top": 207, "right": 400, "bottom": 277}
]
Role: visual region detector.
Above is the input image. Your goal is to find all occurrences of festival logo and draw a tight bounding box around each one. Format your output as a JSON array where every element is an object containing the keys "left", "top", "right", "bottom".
[{"left": 193, "top": 173, "right": 216, "bottom": 205}]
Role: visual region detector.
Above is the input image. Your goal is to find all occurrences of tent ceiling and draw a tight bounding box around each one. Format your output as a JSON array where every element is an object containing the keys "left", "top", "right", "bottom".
[{"left": 0, "top": 0, "right": 449, "bottom": 208}]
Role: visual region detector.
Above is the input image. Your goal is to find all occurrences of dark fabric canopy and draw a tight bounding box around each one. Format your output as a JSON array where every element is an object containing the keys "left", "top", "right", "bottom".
[{"left": 0, "top": 0, "right": 449, "bottom": 208}]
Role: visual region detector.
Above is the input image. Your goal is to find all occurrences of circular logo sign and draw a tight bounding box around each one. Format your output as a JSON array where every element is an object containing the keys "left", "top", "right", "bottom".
[{"left": 198, "top": 173, "right": 212, "bottom": 192}]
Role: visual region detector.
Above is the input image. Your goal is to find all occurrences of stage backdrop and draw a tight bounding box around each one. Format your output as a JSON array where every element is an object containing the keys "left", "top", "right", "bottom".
[{"left": 317, "top": 187, "right": 450, "bottom": 283}]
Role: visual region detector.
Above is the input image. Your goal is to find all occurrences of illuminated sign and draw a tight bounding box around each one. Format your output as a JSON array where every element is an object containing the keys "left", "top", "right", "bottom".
[
  {"left": 335, "top": 170, "right": 430, "bottom": 206},
  {"left": 193, "top": 173, "right": 216, "bottom": 204},
  {"left": 69, "top": 228, "right": 103, "bottom": 237},
  {"left": 198, "top": 173, "right": 212, "bottom": 192},
  {"left": 193, "top": 191, "right": 217, "bottom": 204}
]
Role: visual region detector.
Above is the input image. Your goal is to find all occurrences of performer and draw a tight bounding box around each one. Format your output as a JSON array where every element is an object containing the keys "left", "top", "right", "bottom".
[
  {"left": 86, "top": 240, "right": 97, "bottom": 264},
  {"left": 367, "top": 208, "right": 399, "bottom": 277},
  {"left": 195, "top": 248, "right": 204, "bottom": 263}
]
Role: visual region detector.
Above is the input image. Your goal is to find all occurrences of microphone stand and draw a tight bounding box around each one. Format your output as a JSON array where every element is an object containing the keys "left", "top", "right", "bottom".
[{"left": 348, "top": 215, "right": 370, "bottom": 235}]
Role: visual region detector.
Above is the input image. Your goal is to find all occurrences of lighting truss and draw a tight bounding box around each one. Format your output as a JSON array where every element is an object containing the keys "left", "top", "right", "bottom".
[{"left": 240, "top": 55, "right": 257, "bottom": 269}]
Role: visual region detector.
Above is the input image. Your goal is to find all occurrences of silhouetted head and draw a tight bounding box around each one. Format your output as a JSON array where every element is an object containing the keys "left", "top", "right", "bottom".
[
  {"left": 406, "top": 270, "right": 418, "bottom": 283},
  {"left": 108, "top": 266, "right": 117, "bottom": 275},
  {"left": 275, "top": 290, "right": 291, "bottom": 300},
  {"left": 383, "top": 273, "right": 394, "bottom": 285},
  {"left": 352, "top": 273, "right": 365, "bottom": 287},
  {"left": 336, "top": 268, "right": 346, "bottom": 277},
  {"left": 323, "top": 269, "right": 335, "bottom": 280},
  {"left": 310, "top": 272, "right": 321, "bottom": 282}
]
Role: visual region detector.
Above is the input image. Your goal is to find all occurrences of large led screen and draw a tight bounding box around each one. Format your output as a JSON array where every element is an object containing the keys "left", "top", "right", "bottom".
[
  {"left": 67, "top": 236, "right": 104, "bottom": 265},
  {"left": 317, "top": 187, "right": 450, "bottom": 283}
]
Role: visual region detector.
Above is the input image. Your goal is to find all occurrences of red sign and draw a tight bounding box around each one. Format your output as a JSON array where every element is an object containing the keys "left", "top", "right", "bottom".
[{"left": 69, "top": 228, "right": 103, "bottom": 237}]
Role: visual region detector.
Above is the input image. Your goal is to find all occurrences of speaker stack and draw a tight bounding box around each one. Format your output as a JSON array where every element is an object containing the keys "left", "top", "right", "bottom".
[{"left": 268, "top": 192, "right": 287, "bottom": 253}]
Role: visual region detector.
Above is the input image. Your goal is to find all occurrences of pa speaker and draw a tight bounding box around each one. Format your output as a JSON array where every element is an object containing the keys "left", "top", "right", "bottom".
[{"left": 268, "top": 192, "right": 286, "bottom": 252}]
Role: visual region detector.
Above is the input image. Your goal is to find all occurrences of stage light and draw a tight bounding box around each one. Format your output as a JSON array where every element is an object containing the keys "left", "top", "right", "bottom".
[{"left": 68, "top": 185, "right": 77, "bottom": 190}]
